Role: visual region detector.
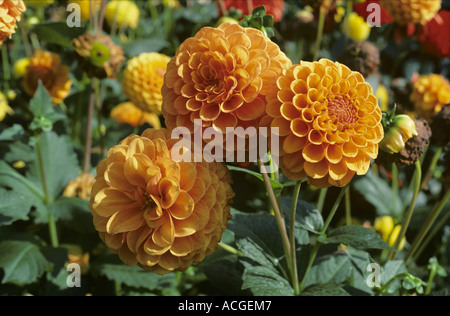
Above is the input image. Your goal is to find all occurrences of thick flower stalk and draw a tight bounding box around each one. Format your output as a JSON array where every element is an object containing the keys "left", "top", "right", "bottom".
[
  {"left": 89, "top": 128, "right": 235, "bottom": 274},
  {"left": 263, "top": 58, "right": 384, "bottom": 188},
  {"left": 122, "top": 52, "right": 171, "bottom": 114},
  {"left": 161, "top": 22, "right": 291, "bottom": 146},
  {"left": 410, "top": 74, "right": 450, "bottom": 121},
  {"left": 380, "top": 0, "right": 441, "bottom": 26},
  {"left": 0, "top": 0, "right": 26, "bottom": 45},
  {"left": 23, "top": 50, "right": 72, "bottom": 104}
]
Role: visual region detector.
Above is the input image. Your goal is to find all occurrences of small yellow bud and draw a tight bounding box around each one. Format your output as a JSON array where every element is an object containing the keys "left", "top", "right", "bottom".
[{"left": 380, "top": 114, "right": 418, "bottom": 154}]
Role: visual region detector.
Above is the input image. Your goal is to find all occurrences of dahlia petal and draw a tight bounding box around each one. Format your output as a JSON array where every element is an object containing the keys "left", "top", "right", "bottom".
[
  {"left": 137, "top": 247, "right": 160, "bottom": 268},
  {"left": 127, "top": 137, "right": 156, "bottom": 161},
  {"left": 178, "top": 162, "right": 197, "bottom": 191},
  {"left": 249, "top": 49, "right": 270, "bottom": 73},
  {"left": 236, "top": 97, "right": 265, "bottom": 121},
  {"left": 271, "top": 116, "right": 292, "bottom": 136},
  {"left": 213, "top": 112, "right": 238, "bottom": 132},
  {"left": 291, "top": 79, "right": 308, "bottom": 94},
  {"left": 222, "top": 94, "right": 244, "bottom": 113},
  {"left": 303, "top": 143, "right": 325, "bottom": 163},
  {"left": 342, "top": 141, "right": 359, "bottom": 157},
  {"left": 292, "top": 94, "right": 309, "bottom": 109},
  {"left": 119, "top": 243, "right": 139, "bottom": 265},
  {"left": 144, "top": 234, "right": 170, "bottom": 255},
  {"left": 106, "top": 205, "right": 145, "bottom": 234},
  {"left": 328, "top": 170, "right": 356, "bottom": 187},
  {"left": 282, "top": 152, "right": 305, "bottom": 173},
  {"left": 104, "top": 233, "right": 123, "bottom": 251},
  {"left": 304, "top": 159, "right": 329, "bottom": 179},
  {"left": 329, "top": 161, "right": 348, "bottom": 181},
  {"left": 283, "top": 134, "right": 306, "bottom": 154},
  {"left": 266, "top": 98, "right": 282, "bottom": 117},
  {"left": 170, "top": 236, "right": 194, "bottom": 257},
  {"left": 308, "top": 129, "right": 324, "bottom": 145},
  {"left": 278, "top": 88, "right": 295, "bottom": 103},
  {"left": 210, "top": 36, "right": 229, "bottom": 57},
  {"left": 227, "top": 32, "right": 251, "bottom": 49},
  {"left": 230, "top": 45, "right": 249, "bottom": 65},
  {"left": 346, "top": 152, "right": 370, "bottom": 175},
  {"left": 158, "top": 176, "right": 180, "bottom": 209},
  {"left": 155, "top": 157, "right": 180, "bottom": 181},
  {"left": 124, "top": 154, "right": 153, "bottom": 187},
  {"left": 173, "top": 215, "right": 198, "bottom": 237},
  {"left": 170, "top": 190, "right": 194, "bottom": 220},
  {"left": 93, "top": 188, "right": 135, "bottom": 217},
  {"left": 200, "top": 103, "right": 221, "bottom": 121},
  {"left": 325, "top": 144, "right": 343, "bottom": 164},
  {"left": 181, "top": 83, "right": 197, "bottom": 98},
  {"left": 157, "top": 252, "right": 181, "bottom": 272}
]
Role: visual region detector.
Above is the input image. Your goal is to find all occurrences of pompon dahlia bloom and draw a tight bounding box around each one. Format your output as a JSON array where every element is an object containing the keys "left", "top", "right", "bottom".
[
  {"left": 419, "top": 10, "right": 450, "bottom": 58},
  {"left": 23, "top": 50, "right": 72, "bottom": 104},
  {"left": 262, "top": 59, "right": 384, "bottom": 188},
  {"left": 89, "top": 128, "right": 234, "bottom": 274},
  {"left": 110, "top": 101, "right": 161, "bottom": 128},
  {"left": 105, "top": 0, "right": 139, "bottom": 30},
  {"left": 0, "top": 0, "right": 26, "bottom": 45},
  {"left": 122, "top": 52, "right": 171, "bottom": 114},
  {"left": 161, "top": 22, "right": 291, "bottom": 142},
  {"left": 379, "top": 0, "right": 441, "bottom": 26},
  {"left": 410, "top": 74, "right": 450, "bottom": 121},
  {"left": 218, "top": 0, "right": 285, "bottom": 22}
]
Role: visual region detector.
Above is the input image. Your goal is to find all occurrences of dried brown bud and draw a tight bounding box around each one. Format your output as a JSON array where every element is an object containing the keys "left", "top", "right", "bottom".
[{"left": 338, "top": 41, "right": 380, "bottom": 78}]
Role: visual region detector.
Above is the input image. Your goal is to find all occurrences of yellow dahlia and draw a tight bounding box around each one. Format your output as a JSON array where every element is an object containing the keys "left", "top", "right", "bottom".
[
  {"left": 410, "top": 74, "right": 450, "bottom": 121},
  {"left": 67, "top": 0, "right": 101, "bottom": 21},
  {"left": 0, "top": 91, "right": 14, "bottom": 121},
  {"left": 161, "top": 22, "right": 292, "bottom": 144},
  {"left": 0, "top": 0, "right": 26, "bottom": 45},
  {"left": 89, "top": 128, "right": 234, "bottom": 274},
  {"left": 374, "top": 216, "right": 405, "bottom": 250},
  {"left": 23, "top": 50, "right": 72, "bottom": 104},
  {"left": 263, "top": 58, "right": 384, "bottom": 188},
  {"left": 105, "top": 0, "right": 139, "bottom": 30},
  {"left": 63, "top": 172, "right": 96, "bottom": 201},
  {"left": 122, "top": 52, "right": 171, "bottom": 114},
  {"left": 380, "top": 0, "right": 441, "bottom": 26},
  {"left": 110, "top": 101, "right": 161, "bottom": 128}
]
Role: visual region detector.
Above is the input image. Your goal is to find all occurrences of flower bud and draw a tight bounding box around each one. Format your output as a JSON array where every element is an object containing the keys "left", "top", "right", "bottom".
[{"left": 380, "top": 114, "right": 418, "bottom": 154}]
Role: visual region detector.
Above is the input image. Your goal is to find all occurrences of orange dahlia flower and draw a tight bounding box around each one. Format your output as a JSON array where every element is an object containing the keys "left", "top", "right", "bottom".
[
  {"left": 110, "top": 101, "right": 161, "bottom": 128},
  {"left": 63, "top": 172, "right": 96, "bottom": 201},
  {"left": 122, "top": 52, "right": 171, "bottom": 114},
  {"left": 89, "top": 128, "right": 234, "bottom": 274},
  {"left": 161, "top": 22, "right": 291, "bottom": 145},
  {"left": 410, "top": 74, "right": 450, "bottom": 121},
  {"left": 380, "top": 0, "right": 441, "bottom": 26},
  {"left": 218, "top": 0, "right": 285, "bottom": 22},
  {"left": 262, "top": 58, "right": 384, "bottom": 188},
  {"left": 23, "top": 50, "right": 72, "bottom": 104},
  {"left": 0, "top": 0, "right": 26, "bottom": 45}
]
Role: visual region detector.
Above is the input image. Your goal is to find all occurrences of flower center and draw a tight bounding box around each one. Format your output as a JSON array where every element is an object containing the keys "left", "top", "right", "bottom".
[{"left": 328, "top": 96, "right": 356, "bottom": 129}]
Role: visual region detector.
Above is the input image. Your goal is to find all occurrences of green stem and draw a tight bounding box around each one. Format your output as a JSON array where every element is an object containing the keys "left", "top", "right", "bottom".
[
  {"left": 218, "top": 242, "right": 243, "bottom": 257},
  {"left": 299, "top": 185, "right": 348, "bottom": 292},
  {"left": 1, "top": 45, "right": 11, "bottom": 91},
  {"left": 421, "top": 146, "right": 443, "bottom": 190},
  {"left": 406, "top": 186, "right": 450, "bottom": 263},
  {"left": 317, "top": 187, "right": 328, "bottom": 213},
  {"left": 425, "top": 267, "right": 437, "bottom": 295},
  {"left": 258, "top": 159, "right": 293, "bottom": 286},
  {"left": 36, "top": 135, "right": 58, "bottom": 247},
  {"left": 389, "top": 161, "right": 422, "bottom": 260},
  {"left": 313, "top": 11, "right": 325, "bottom": 61},
  {"left": 289, "top": 181, "right": 302, "bottom": 296},
  {"left": 345, "top": 185, "right": 351, "bottom": 226},
  {"left": 392, "top": 163, "right": 398, "bottom": 213}
]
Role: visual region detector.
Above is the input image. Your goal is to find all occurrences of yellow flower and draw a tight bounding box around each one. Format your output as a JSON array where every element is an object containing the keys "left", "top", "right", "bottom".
[
  {"left": 63, "top": 172, "right": 96, "bottom": 201},
  {"left": 68, "top": 0, "right": 101, "bottom": 21},
  {"left": 374, "top": 216, "right": 405, "bottom": 250},
  {"left": 410, "top": 74, "right": 450, "bottom": 121},
  {"left": 0, "top": 91, "right": 14, "bottom": 121},
  {"left": 375, "top": 84, "right": 389, "bottom": 112},
  {"left": 161, "top": 22, "right": 291, "bottom": 149},
  {"left": 89, "top": 128, "right": 235, "bottom": 274},
  {"left": 23, "top": 50, "right": 72, "bottom": 104},
  {"left": 62, "top": 244, "right": 90, "bottom": 275},
  {"left": 380, "top": 114, "right": 418, "bottom": 154},
  {"left": 346, "top": 12, "right": 371, "bottom": 42},
  {"left": 122, "top": 52, "right": 171, "bottom": 114},
  {"left": 380, "top": 0, "right": 441, "bottom": 26},
  {"left": 0, "top": 0, "right": 26, "bottom": 45},
  {"left": 105, "top": 0, "right": 139, "bottom": 30},
  {"left": 263, "top": 58, "right": 384, "bottom": 188},
  {"left": 13, "top": 57, "right": 29, "bottom": 78},
  {"left": 110, "top": 101, "right": 161, "bottom": 128}
]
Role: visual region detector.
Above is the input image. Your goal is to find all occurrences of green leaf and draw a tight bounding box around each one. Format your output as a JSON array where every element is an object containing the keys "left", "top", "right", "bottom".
[
  {"left": 282, "top": 197, "right": 324, "bottom": 234},
  {"left": 227, "top": 165, "right": 283, "bottom": 196},
  {"left": 122, "top": 38, "right": 169, "bottom": 57},
  {"left": 0, "top": 188, "right": 32, "bottom": 226},
  {"left": 0, "top": 124, "right": 26, "bottom": 142},
  {"left": 242, "top": 265, "right": 294, "bottom": 296},
  {"left": 29, "top": 81, "right": 66, "bottom": 131},
  {"left": 353, "top": 169, "right": 401, "bottom": 217},
  {"left": 97, "top": 263, "right": 177, "bottom": 291},
  {"left": 0, "top": 240, "right": 50, "bottom": 286},
  {"left": 301, "top": 283, "right": 351, "bottom": 296},
  {"left": 302, "top": 253, "right": 352, "bottom": 289},
  {"left": 318, "top": 225, "right": 395, "bottom": 250},
  {"left": 27, "top": 132, "right": 79, "bottom": 207},
  {"left": 32, "top": 21, "right": 87, "bottom": 48}
]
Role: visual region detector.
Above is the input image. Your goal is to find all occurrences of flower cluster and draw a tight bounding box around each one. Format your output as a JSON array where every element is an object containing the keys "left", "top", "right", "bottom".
[{"left": 0, "top": 0, "right": 26, "bottom": 46}]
